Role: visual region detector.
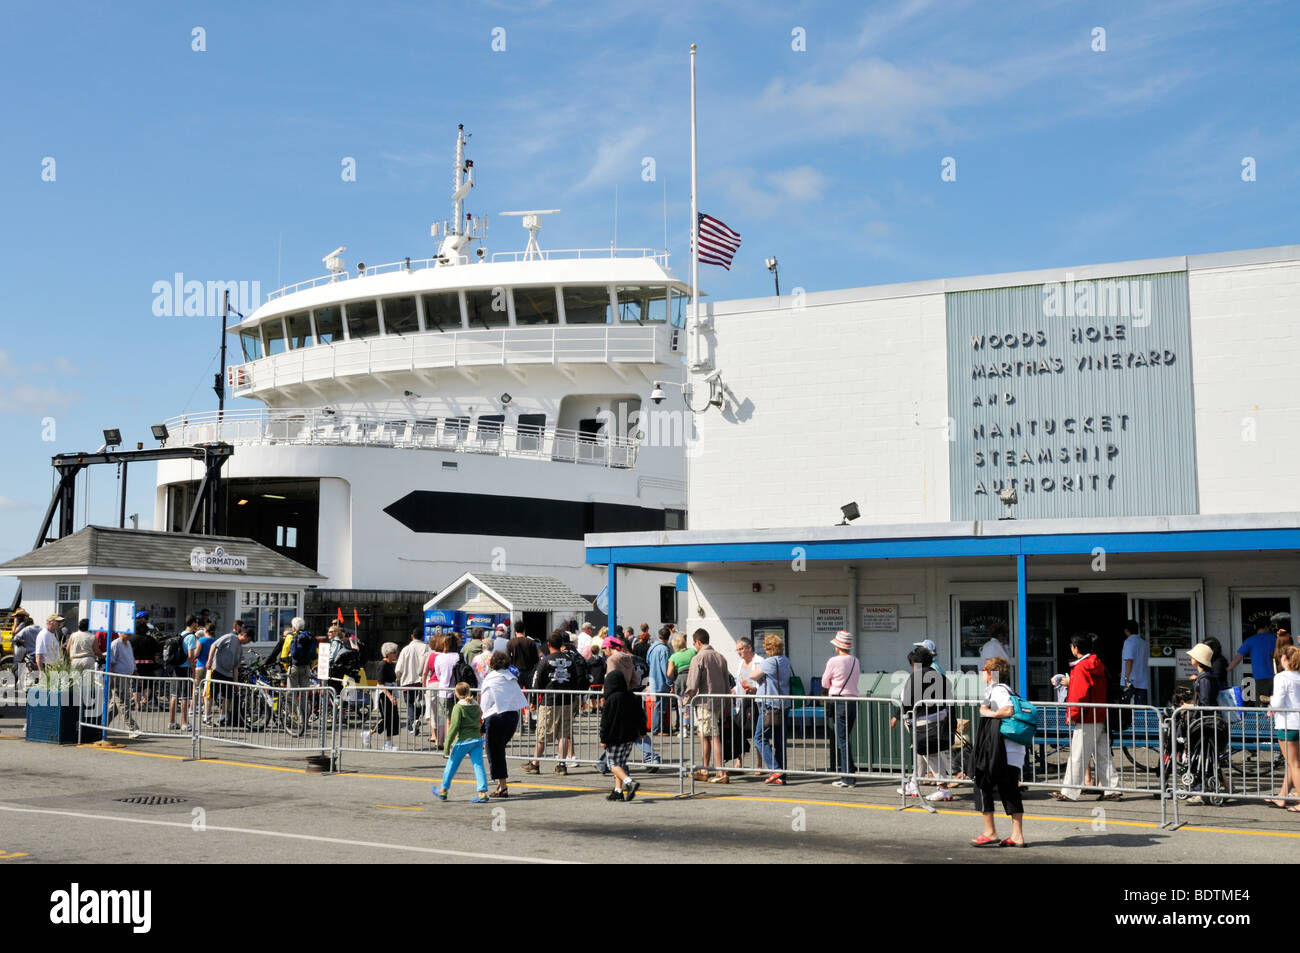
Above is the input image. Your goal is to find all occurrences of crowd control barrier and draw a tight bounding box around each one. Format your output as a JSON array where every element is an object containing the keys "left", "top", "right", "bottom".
[{"left": 680, "top": 692, "right": 906, "bottom": 794}]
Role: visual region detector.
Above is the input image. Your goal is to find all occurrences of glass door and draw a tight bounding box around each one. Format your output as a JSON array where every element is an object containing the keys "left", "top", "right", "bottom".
[
  {"left": 1229, "top": 588, "right": 1297, "bottom": 699},
  {"left": 953, "top": 598, "right": 1014, "bottom": 676},
  {"left": 1129, "top": 593, "right": 1200, "bottom": 707}
]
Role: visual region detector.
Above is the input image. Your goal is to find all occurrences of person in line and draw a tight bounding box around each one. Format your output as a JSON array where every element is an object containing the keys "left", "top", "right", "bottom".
[
  {"left": 891, "top": 644, "right": 953, "bottom": 801},
  {"left": 9, "top": 609, "right": 37, "bottom": 686},
  {"left": 1120, "top": 619, "right": 1150, "bottom": 706},
  {"left": 480, "top": 651, "right": 527, "bottom": 798},
  {"left": 427, "top": 633, "right": 461, "bottom": 745},
  {"left": 524, "top": 630, "right": 586, "bottom": 775},
  {"left": 34, "top": 613, "right": 65, "bottom": 677},
  {"left": 1051, "top": 633, "right": 1121, "bottom": 802},
  {"left": 822, "top": 630, "right": 861, "bottom": 788},
  {"left": 1267, "top": 644, "right": 1300, "bottom": 812},
  {"left": 285, "top": 618, "right": 316, "bottom": 726},
  {"left": 67, "top": 618, "right": 98, "bottom": 684},
  {"left": 729, "top": 638, "right": 761, "bottom": 772},
  {"left": 683, "top": 629, "right": 731, "bottom": 783},
  {"left": 491, "top": 623, "right": 510, "bottom": 655},
  {"left": 595, "top": 635, "right": 664, "bottom": 773},
  {"left": 105, "top": 627, "right": 141, "bottom": 739},
  {"left": 753, "top": 634, "right": 792, "bottom": 785},
  {"left": 971, "top": 656, "right": 1027, "bottom": 848},
  {"left": 979, "top": 623, "right": 1011, "bottom": 672},
  {"left": 206, "top": 624, "right": 250, "bottom": 728},
  {"left": 576, "top": 622, "right": 596, "bottom": 659},
  {"left": 1180, "top": 642, "right": 1227, "bottom": 804},
  {"left": 434, "top": 681, "right": 489, "bottom": 803},
  {"left": 1230, "top": 621, "right": 1278, "bottom": 705},
  {"left": 395, "top": 625, "right": 430, "bottom": 735},
  {"left": 632, "top": 624, "right": 652, "bottom": 662},
  {"left": 646, "top": 625, "right": 674, "bottom": 735},
  {"left": 168, "top": 616, "right": 199, "bottom": 731},
  {"left": 600, "top": 669, "right": 643, "bottom": 802},
  {"left": 374, "top": 642, "right": 401, "bottom": 750},
  {"left": 194, "top": 622, "right": 217, "bottom": 724}
]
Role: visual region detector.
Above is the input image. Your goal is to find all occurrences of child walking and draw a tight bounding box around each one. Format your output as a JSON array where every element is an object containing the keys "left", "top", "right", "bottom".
[
  {"left": 599, "top": 669, "right": 644, "bottom": 802},
  {"left": 434, "top": 682, "right": 489, "bottom": 803}
]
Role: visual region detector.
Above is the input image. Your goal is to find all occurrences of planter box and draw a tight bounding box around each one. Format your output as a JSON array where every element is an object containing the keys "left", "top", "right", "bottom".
[{"left": 24, "top": 687, "right": 100, "bottom": 744}]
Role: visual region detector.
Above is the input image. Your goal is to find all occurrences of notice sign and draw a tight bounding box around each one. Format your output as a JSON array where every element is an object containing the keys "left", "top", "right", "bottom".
[
  {"left": 89, "top": 599, "right": 111, "bottom": 633},
  {"left": 317, "top": 641, "right": 332, "bottom": 682},
  {"left": 861, "top": 605, "right": 899, "bottom": 632},
  {"left": 813, "top": 607, "right": 846, "bottom": 635},
  {"left": 112, "top": 600, "right": 136, "bottom": 635}
]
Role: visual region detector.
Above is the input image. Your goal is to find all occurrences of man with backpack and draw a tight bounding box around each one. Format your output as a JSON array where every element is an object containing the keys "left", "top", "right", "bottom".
[
  {"left": 524, "top": 630, "right": 589, "bottom": 775},
  {"left": 165, "top": 617, "right": 198, "bottom": 731},
  {"left": 285, "top": 617, "right": 317, "bottom": 725}
]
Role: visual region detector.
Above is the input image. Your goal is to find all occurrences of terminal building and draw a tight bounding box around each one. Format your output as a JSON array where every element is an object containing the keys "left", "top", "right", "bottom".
[{"left": 588, "top": 244, "right": 1300, "bottom": 702}]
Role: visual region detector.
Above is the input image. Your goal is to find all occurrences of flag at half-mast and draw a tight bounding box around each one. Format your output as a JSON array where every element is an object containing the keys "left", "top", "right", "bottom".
[{"left": 694, "top": 213, "right": 742, "bottom": 269}]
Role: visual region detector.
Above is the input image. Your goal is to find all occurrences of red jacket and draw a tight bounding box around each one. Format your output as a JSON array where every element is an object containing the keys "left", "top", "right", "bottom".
[{"left": 1066, "top": 654, "right": 1108, "bottom": 724}]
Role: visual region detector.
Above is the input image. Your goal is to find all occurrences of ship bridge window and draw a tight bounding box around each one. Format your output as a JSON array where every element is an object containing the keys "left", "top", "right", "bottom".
[
  {"left": 383, "top": 296, "right": 419, "bottom": 335},
  {"left": 315, "top": 305, "right": 343, "bottom": 343},
  {"left": 239, "top": 330, "right": 263, "bottom": 362},
  {"left": 616, "top": 286, "right": 668, "bottom": 323},
  {"left": 286, "top": 311, "right": 314, "bottom": 349},
  {"left": 669, "top": 290, "right": 687, "bottom": 329},
  {"left": 421, "top": 292, "right": 462, "bottom": 331},
  {"left": 513, "top": 286, "right": 559, "bottom": 325},
  {"left": 465, "top": 288, "right": 509, "bottom": 329},
  {"left": 346, "top": 299, "right": 380, "bottom": 339},
  {"left": 563, "top": 286, "right": 613, "bottom": 324},
  {"left": 264, "top": 318, "right": 288, "bottom": 356}
]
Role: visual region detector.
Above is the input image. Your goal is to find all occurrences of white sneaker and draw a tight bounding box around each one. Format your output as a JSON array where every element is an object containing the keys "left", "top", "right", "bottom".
[
  {"left": 925, "top": 788, "right": 953, "bottom": 802},
  {"left": 897, "top": 780, "right": 920, "bottom": 797},
  {"left": 383, "top": 741, "right": 395, "bottom": 751},
  {"left": 831, "top": 779, "right": 854, "bottom": 788}
]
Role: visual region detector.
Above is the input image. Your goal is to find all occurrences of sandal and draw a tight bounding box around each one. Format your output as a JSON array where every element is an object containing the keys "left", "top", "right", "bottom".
[
  {"left": 1098, "top": 793, "right": 1123, "bottom": 802},
  {"left": 1048, "top": 791, "right": 1071, "bottom": 801},
  {"left": 1000, "top": 838, "right": 1027, "bottom": 848},
  {"left": 490, "top": 787, "right": 509, "bottom": 798},
  {"left": 970, "top": 834, "right": 1002, "bottom": 847},
  {"left": 1287, "top": 806, "right": 1300, "bottom": 814}
]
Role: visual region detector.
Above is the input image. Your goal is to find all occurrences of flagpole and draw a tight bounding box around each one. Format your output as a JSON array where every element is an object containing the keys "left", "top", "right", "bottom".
[
  {"left": 217, "top": 290, "right": 229, "bottom": 419},
  {"left": 689, "top": 44, "right": 699, "bottom": 361}
]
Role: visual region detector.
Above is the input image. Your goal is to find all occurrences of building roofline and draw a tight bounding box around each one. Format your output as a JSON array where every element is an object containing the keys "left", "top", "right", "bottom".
[{"left": 709, "top": 243, "right": 1300, "bottom": 316}]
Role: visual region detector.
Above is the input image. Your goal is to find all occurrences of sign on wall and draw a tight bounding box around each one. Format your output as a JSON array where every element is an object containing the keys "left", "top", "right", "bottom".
[
  {"left": 813, "top": 607, "right": 846, "bottom": 634},
  {"left": 112, "top": 600, "right": 136, "bottom": 635},
  {"left": 946, "top": 272, "right": 1198, "bottom": 520},
  {"left": 190, "top": 546, "right": 248, "bottom": 571},
  {"left": 861, "top": 605, "right": 899, "bottom": 632}
]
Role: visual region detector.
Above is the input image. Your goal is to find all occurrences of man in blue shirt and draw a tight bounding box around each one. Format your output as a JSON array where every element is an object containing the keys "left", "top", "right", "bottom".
[
  {"left": 1120, "top": 619, "right": 1150, "bottom": 706},
  {"left": 106, "top": 629, "right": 141, "bottom": 738},
  {"left": 1230, "top": 622, "right": 1278, "bottom": 703},
  {"left": 647, "top": 626, "right": 673, "bottom": 734}
]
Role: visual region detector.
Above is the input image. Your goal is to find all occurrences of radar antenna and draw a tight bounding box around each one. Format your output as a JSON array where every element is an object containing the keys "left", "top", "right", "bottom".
[{"left": 499, "top": 210, "right": 561, "bottom": 261}]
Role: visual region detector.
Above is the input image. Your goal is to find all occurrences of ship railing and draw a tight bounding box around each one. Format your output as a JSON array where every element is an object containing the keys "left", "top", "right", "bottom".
[
  {"left": 161, "top": 409, "right": 639, "bottom": 469},
  {"left": 265, "top": 248, "right": 670, "bottom": 301},
  {"left": 226, "top": 325, "right": 661, "bottom": 396}
]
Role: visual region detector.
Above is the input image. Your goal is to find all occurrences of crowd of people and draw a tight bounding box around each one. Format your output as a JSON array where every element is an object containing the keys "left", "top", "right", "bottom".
[{"left": 8, "top": 605, "right": 1300, "bottom": 835}]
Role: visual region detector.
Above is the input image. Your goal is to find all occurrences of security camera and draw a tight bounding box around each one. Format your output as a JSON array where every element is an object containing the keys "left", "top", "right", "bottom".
[
  {"left": 650, "top": 383, "right": 666, "bottom": 405},
  {"left": 702, "top": 368, "right": 722, "bottom": 384},
  {"left": 475, "top": 246, "right": 487, "bottom": 260}
]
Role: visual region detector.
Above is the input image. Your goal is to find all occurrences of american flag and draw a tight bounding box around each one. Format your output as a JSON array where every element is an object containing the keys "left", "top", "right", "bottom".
[{"left": 694, "top": 213, "right": 742, "bottom": 270}]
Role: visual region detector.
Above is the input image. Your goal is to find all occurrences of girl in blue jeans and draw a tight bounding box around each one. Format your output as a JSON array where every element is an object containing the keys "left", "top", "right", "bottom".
[{"left": 435, "top": 682, "right": 488, "bottom": 803}]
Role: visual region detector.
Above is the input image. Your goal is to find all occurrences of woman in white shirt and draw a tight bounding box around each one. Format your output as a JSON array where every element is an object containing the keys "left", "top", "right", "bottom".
[
  {"left": 1267, "top": 644, "right": 1300, "bottom": 812},
  {"left": 971, "top": 656, "right": 1026, "bottom": 847}
]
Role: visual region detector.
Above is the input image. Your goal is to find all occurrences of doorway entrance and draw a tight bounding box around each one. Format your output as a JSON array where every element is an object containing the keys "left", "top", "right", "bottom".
[{"left": 1052, "top": 593, "right": 1128, "bottom": 699}]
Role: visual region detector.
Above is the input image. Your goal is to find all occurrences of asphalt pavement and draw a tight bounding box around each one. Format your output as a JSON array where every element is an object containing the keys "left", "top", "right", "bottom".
[{"left": 2, "top": 717, "right": 1297, "bottom": 864}]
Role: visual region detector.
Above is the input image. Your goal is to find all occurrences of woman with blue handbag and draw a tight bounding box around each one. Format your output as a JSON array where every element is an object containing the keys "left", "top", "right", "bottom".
[{"left": 971, "top": 656, "right": 1029, "bottom": 848}]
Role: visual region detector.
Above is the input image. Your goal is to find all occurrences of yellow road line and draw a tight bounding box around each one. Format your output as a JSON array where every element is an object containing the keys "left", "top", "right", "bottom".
[
  {"left": 374, "top": 804, "right": 423, "bottom": 811},
  {"left": 28, "top": 740, "right": 1300, "bottom": 839}
]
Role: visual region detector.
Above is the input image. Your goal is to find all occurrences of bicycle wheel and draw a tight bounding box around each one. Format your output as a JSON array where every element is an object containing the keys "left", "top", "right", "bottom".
[
  {"left": 280, "top": 704, "right": 307, "bottom": 738},
  {"left": 1122, "top": 744, "right": 1162, "bottom": 771},
  {"left": 242, "top": 692, "right": 272, "bottom": 731}
]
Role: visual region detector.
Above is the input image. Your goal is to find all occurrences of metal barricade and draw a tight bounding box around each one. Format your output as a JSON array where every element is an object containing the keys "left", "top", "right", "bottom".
[
  {"left": 76, "top": 672, "right": 198, "bottom": 747},
  {"left": 1167, "top": 703, "right": 1300, "bottom": 827},
  {"left": 334, "top": 684, "right": 442, "bottom": 755},
  {"left": 193, "top": 674, "right": 337, "bottom": 766},
  {"left": 681, "top": 692, "right": 906, "bottom": 795},
  {"left": 906, "top": 698, "right": 1169, "bottom": 825}
]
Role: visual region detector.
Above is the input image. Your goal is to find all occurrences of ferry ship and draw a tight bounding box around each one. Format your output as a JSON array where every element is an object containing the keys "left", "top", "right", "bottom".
[{"left": 152, "top": 126, "right": 690, "bottom": 644}]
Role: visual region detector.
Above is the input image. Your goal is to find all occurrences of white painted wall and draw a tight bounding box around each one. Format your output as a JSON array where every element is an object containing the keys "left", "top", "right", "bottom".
[
  {"left": 688, "top": 289, "right": 951, "bottom": 531},
  {"left": 1189, "top": 258, "right": 1300, "bottom": 513},
  {"left": 685, "top": 553, "right": 1300, "bottom": 689}
]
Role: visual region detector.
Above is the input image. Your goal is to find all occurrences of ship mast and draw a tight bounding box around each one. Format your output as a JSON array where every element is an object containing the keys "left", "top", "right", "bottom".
[{"left": 432, "top": 124, "right": 485, "bottom": 265}]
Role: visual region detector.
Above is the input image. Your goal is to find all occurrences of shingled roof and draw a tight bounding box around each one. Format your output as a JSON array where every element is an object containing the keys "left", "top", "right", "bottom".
[
  {"left": 427, "top": 572, "right": 593, "bottom": 613},
  {"left": 0, "top": 526, "right": 322, "bottom": 580}
]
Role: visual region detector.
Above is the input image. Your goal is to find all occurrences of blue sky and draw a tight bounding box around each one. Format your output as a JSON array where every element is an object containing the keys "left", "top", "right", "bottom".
[{"left": 1, "top": 0, "right": 1297, "bottom": 600}]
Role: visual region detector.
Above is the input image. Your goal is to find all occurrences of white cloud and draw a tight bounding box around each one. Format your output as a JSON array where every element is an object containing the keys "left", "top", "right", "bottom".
[
  {"left": 718, "top": 165, "right": 831, "bottom": 218},
  {"left": 0, "top": 349, "right": 76, "bottom": 414},
  {"left": 0, "top": 497, "right": 35, "bottom": 512}
]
